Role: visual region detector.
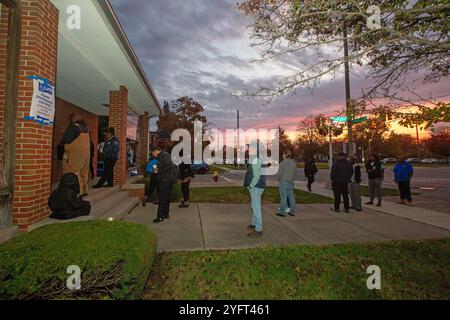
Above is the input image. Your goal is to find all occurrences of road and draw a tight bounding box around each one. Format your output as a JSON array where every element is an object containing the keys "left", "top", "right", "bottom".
[{"left": 194, "top": 166, "right": 450, "bottom": 214}]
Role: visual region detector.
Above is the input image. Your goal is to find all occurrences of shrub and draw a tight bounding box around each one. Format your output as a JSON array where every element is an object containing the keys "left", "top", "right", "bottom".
[{"left": 0, "top": 221, "right": 157, "bottom": 300}]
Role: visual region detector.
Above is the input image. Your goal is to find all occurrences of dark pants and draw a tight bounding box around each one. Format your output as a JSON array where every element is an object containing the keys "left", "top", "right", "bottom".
[
  {"left": 307, "top": 174, "right": 315, "bottom": 190},
  {"left": 332, "top": 182, "right": 350, "bottom": 211},
  {"left": 145, "top": 174, "right": 158, "bottom": 202},
  {"left": 398, "top": 181, "right": 412, "bottom": 202},
  {"left": 181, "top": 181, "right": 190, "bottom": 202},
  {"left": 89, "top": 157, "right": 95, "bottom": 179},
  {"left": 157, "top": 182, "right": 173, "bottom": 219},
  {"left": 97, "top": 158, "right": 116, "bottom": 187}
]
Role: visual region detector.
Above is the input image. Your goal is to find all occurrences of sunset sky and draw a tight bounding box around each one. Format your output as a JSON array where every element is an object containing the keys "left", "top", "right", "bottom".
[{"left": 110, "top": 0, "right": 450, "bottom": 140}]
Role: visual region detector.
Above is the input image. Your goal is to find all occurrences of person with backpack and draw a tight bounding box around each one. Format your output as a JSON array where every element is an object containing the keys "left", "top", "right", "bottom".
[
  {"left": 365, "top": 154, "right": 384, "bottom": 207},
  {"left": 151, "top": 146, "right": 178, "bottom": 223}
]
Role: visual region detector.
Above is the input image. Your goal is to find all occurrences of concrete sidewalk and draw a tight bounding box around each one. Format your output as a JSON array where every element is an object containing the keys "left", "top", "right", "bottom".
[
  {"left": 125, "top": 201, "right": 450, "bottom": 253},
  {"left": 290, "top": 181, "right": 450, "bottom": 231}
]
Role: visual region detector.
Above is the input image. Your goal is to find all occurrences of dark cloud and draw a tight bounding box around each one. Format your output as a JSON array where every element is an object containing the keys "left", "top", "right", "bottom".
[{"left": 110, "top": 0, "right": 450, "bottom": 133}]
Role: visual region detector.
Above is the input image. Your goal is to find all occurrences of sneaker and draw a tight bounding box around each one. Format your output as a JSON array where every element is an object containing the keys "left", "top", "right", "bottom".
[
  {"left": 376, "top": 203, "right": 382, "bottom": 207},
  {"left": 276, "top": 213, "right": 286, "bottom": 218},
  {"left": 331, "top": 208, "right": 341, "bottom": 213},
  {"left": 247, "top": 225, "right": 256, "bottom": 232},
  {"left": 153, "top": 218, "right": 164, "bottom": 224},
  {"left": 288, "top": 212, "right": 296, "bottom": 217},
  {"left": 247, "top": 230, "right": 263, "bottom": 238},
  {"left": 406, "top": 201, "right": 414, "bottom": 207},
  {"left": 397, "top": 200, "right": 406, "bottom": 205}
]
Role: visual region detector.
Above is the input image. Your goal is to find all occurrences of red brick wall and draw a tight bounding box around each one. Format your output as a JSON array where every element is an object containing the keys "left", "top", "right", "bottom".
[
  {"left": 109, "top": 86, "right": 128, "bottom": 187},
  {"left": 0, "top": 5, "right": 9, "bottom": 172},
  {"left": 51, "top": 98, "right": 99, "bottom": 186},
  {"left": 138, "top": 112, "right": 149, "bottom": 173},
  {"left": 12, "top": 0, "right": 59, "bottom": 231}
]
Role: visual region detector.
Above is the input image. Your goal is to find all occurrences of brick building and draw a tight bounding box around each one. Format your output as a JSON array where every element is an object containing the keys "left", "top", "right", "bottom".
[{"left": 0, "top": 0, "right": 162, "bottom": 235}]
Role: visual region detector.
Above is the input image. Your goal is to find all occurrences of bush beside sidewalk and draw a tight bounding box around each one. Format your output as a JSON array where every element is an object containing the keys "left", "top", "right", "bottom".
[{"left": 0, "top": 221, "right": 157, "bottom": 300}]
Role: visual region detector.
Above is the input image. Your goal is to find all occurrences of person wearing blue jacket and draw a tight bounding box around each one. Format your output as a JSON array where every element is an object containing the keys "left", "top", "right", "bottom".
[
  {"left": 244, "top": 141, "right": 266, "bottom": 238},
  {"left": 142, "top": 157, "right": 159, "bottom": 207},
  {"left": 393, "top": 156, "right": 414, "bottom": 206}
]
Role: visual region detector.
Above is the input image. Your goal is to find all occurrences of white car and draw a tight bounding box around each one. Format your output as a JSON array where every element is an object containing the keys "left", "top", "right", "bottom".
[
  {"left": 421, "top": 158, "right": 444, "bottom": 164},
  {"left": 406, "top": 158, "right": 422, "bottom": 163},
  {"left": 381, "top": 157, "right": 397, "bottom": 164}
]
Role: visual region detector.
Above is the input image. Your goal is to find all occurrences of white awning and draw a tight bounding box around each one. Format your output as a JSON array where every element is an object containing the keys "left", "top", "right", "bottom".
[{"left": 50, "top": 0, "right": 162, "bottom": 117}]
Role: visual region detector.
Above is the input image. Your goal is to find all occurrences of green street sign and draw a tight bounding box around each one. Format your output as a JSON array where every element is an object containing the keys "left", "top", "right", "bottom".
[
  {"left": 331, "top": 116, "right": 347, "bottom": 123},
  {"left": 352, "top": 116, "right": 368, "bottom": 124},
  {"left": 331, "top": 116, "right": 369, "bottom": 124}
]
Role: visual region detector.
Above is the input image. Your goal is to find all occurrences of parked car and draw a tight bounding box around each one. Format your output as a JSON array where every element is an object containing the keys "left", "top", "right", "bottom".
[
  {"left": 406, "top": 158, "right": 422, "bottom": 163},
  {"left": 421, "top": 158, "right": 446, "bottom": 164},
  {"left": 381, "top": 157, "right": 397, "bottom": 164},
  {"left": 191, "top": 163, "right": 210, "bottom": 174}
]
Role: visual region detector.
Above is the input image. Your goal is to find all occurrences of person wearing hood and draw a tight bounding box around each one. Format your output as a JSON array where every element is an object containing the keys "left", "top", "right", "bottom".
[
  {"left": 48, "top": 173, "right": 91, "bottom": 220},
  {"left": 58, "top": 112, "right": 91, "bottom": 197},
  {"left": 394, "top": 156, "right": 414, "bottom": 206}
]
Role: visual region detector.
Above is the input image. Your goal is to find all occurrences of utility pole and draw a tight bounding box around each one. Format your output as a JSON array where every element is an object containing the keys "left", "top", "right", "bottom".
[
  {"left": 343, "top": 25, "right": 354, "bottom": 157},
  {"left": 237, "top": 110, "right": 240, "bottom": 165}
]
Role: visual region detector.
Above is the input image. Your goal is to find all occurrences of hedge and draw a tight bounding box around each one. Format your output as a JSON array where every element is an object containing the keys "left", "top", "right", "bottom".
[{"left": 0, "top": 221, "right": 157, "bottom": 300}]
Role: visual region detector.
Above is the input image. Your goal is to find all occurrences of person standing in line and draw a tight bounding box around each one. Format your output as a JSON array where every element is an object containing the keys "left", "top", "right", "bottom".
[
  {"left": 365, "top": 154, "right": 384, "bottom": 207},
  {"left": 151, "top": 146, "right": 178, "bottom": 223},
  {"left": 142, "top": 156, "right": 159, "bottom": 207},
  {"left": 304, "top": 157, "right": 318, "bottom": 192},
  {"left": 330, "top": 152, "right": 354, "bottom": 213},
  {"left": 59, "top": 112, "right": 91, "bottom": 197},
  {"left": 349, "top": 156, "right": 362, "bottom": 212},
  {"left": 276, "top": 151, "right": 297, "bottom": 217},
  {"left": 178, "top": 161, "right": 195, "bottom": 208},
  {"left": 93, "top": 128, "right": 119, "bottom": 189},
  {"left": 244, "top": 141, "right": 266, "bottom": 238},
  {"left": 394, "top": 156, "right": 414, "bottom": 206}
]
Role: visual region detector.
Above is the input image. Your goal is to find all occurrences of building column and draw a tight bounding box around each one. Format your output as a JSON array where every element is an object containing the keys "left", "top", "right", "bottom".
[
  {"left": 138, "top": 112, "right": 149, "bottom": 174},
  {"left": 10, "top": 0, "right": 58, "bottom": 231},
  {"left": 109, "top": 86, "right": 128, "bottom": 187}
]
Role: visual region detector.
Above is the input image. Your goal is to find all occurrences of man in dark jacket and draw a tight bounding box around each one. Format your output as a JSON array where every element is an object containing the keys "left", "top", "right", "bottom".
[
  {"left": 151, "top": 146, "right": 177, "bottom": 223},
  {"left": 365, "top": 154, "right": 384, "bottom": 207},
  {"left": 349, "top": 156, "right": 362, "bottom": 212},
  {"left": 304, "top": 157, "right": 318, "bottom": 192},
  {"left": 93, "top": 128, "right": 119, "bottom": 189},
  {"left": 331, "top": 152, "right": 354, "bottom": 213}
]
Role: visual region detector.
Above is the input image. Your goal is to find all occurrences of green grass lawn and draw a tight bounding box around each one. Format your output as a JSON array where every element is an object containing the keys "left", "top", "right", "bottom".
[
  {"left": 144, "top": 239, "right": 450, "bottom": 300},
  {"left": 189, "top": 186, "right": 333, "bottom": 204}
]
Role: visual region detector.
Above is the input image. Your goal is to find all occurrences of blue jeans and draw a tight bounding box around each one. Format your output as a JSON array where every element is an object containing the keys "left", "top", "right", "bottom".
[
  {"left": 279, "top": 181, "right": 296, "bottom": 216},
  {"left": 249, "top": 187, "right": 265, "bottom": 232}
]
